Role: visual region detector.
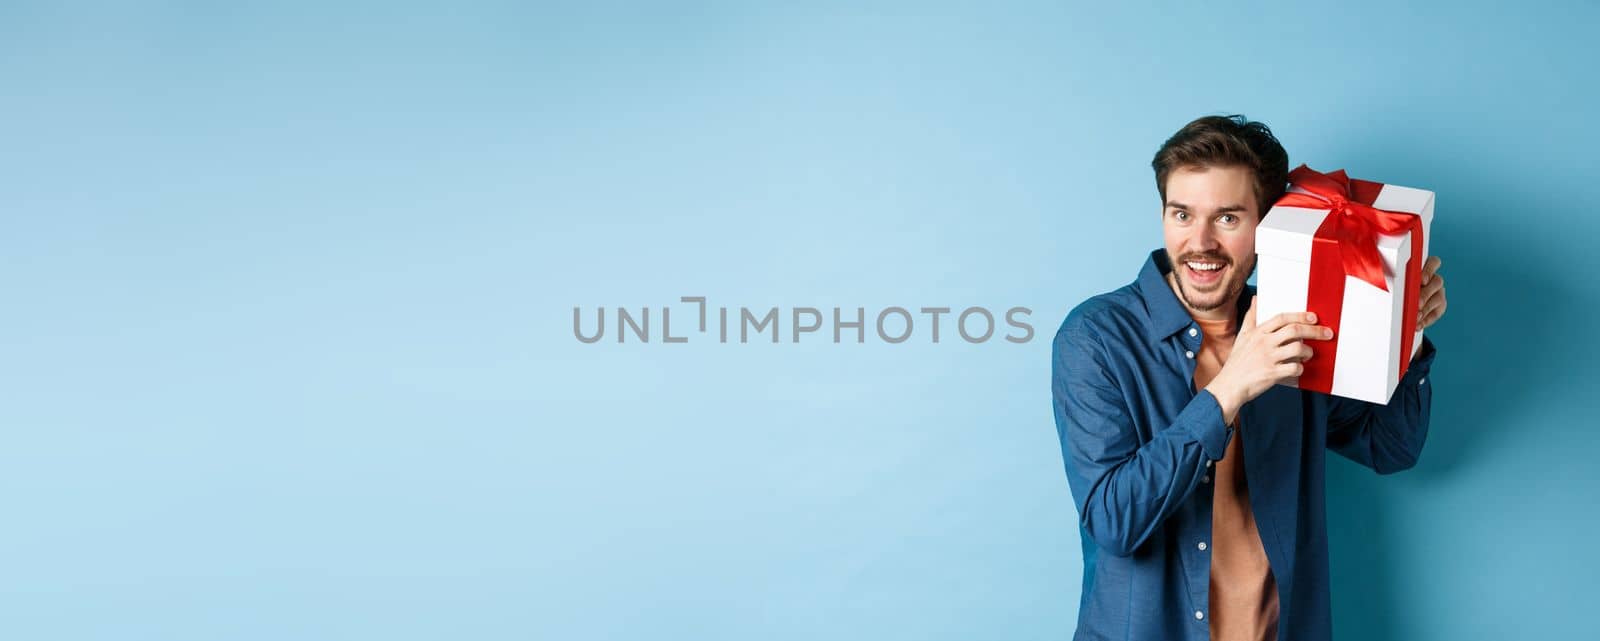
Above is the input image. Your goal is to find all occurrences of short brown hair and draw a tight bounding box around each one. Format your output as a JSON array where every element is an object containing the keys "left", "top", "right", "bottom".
[{"left": 1152, "top": 115, "right": 1288, "bottom": 217}]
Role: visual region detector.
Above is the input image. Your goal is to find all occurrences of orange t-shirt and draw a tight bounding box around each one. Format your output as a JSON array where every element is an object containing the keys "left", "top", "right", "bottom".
[{"left": 1191, "top": 315, "right": 1281, "bottom": 641}]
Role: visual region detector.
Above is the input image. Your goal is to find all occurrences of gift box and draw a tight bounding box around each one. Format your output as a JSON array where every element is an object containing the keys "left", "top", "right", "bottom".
[{"left": 1255, "top": 165, "right": 1434, "bottom": 404}]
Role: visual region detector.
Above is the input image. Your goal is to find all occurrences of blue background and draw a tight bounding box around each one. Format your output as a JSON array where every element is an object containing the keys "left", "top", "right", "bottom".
[{"left": 4, "top": 2, "right": 1597, "bottom": 639}]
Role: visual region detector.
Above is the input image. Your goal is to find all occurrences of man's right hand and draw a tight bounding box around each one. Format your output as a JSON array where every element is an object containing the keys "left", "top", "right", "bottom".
[{"left": 1205, "top": 296, "right": 1334, "bottom": 425}]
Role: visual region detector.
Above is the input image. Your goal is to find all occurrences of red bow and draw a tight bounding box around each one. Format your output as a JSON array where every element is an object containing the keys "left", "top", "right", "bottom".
[
  {"left": 1271, "top": 165, "right": 1426, "bottom": 390},
  {"left": 1273, "top": 165, "right": 1420, "bottom": 292}
]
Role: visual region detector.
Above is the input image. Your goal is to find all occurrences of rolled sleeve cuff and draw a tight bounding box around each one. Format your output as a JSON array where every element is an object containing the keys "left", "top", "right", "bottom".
[
  {"left": 1183, "top": 389, "right": 1234, "bottom": 461},
  {"left": 1404, "top": 335, "right": 1439, "bottom": 385}
]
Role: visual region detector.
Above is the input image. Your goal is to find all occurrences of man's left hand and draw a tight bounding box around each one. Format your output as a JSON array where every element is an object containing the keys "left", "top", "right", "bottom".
[{"left": 1418, "top": 255, "right": 1448, "bottom": 330}]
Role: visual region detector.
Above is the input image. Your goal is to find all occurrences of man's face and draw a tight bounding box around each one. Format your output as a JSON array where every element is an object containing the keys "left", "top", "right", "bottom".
[{"left": 1161, "top": 165, "right": 1260, "bottom": 318}]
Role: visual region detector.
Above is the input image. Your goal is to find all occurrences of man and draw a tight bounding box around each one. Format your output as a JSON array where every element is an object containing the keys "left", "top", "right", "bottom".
[{"left": 1050, "top": 115, "right": 1448, "bottom": 641}]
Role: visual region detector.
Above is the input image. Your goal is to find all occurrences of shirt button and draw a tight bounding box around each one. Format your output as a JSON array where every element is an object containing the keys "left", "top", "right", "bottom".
[
  {"left": 1198, "top": 541, "right": 1207, "bottom": 551},
  {"left": 1188, "top": 327, "right": 1198, "bottom": 337},
  {"left": 1420, "top": 377, "right": 1427, "bottom": 385},
  {"left": 1195, "top": 610, "right": 1205, "bottom": 621},
  {"left": 1202, "top": 475, "right": 1211, "bottom": 483},
  {"left": 1185, "top": 350, "right": 1195, "bottom": 359},
  {"left": 1205, "top": 460, "right": 1213, "bottom": 468}
]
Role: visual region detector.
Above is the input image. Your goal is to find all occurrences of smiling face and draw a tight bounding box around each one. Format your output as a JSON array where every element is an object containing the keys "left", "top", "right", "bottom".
[{"left": 1161, "top": 165, "right": 1261, "bottom": 320}]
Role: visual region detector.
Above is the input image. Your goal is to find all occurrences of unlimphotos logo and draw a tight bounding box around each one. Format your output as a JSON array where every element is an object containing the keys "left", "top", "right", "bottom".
[{"left": 574, "top": 297, "right": 1034, "bottom": 344}]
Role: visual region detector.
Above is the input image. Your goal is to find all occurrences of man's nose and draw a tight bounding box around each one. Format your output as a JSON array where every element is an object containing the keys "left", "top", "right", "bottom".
[{"left": 1190, "top": 226, "right": 1221, "bottom": 251}]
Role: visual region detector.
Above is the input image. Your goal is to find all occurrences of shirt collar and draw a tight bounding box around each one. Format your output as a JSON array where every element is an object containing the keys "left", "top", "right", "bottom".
[{"left": 1134, "top": 248, "right": 1255, "bottom": 345}]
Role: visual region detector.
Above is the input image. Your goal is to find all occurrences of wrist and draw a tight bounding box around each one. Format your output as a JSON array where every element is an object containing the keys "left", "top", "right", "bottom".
[{"left": 1206, "top": 380, "right": 1241, "bottom": 424}]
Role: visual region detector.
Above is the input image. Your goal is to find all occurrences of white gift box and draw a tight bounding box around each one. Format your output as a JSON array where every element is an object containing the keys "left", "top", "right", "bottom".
[{"left": 1255, "top": 175, "right": 1434, "bottom": 404}]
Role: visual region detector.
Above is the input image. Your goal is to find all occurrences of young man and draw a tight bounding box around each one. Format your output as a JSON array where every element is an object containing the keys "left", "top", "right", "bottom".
[{"left": 1050, "top": 115, "right": 1448, "bottom": 641}]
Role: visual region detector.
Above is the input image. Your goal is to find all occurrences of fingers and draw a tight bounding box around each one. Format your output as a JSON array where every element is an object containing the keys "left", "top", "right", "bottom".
[
  {"left": 1418, "top": 272, "right": 1444, "bottom": 299},
  {"left": 1274, "top": 341, "right": 1315, "bottom": 363},
  {"left": 1417, "top": 286, "right": 1438, "bottom": 324},
  {"left": 1271, "top": 321, "right": 1334, "bottom": 343},
  {"left": 1422, "top": 256, "right": 1442, "bottom": 284},
  {"left": 1276, "top": 361, "right": 1305, "bottom": 379},
  {"left": 1242, "top": 295, "right": 1258, "bottom": 330},
  {"left": 1419, "top": 292, "right": 1448, "bottom": 329},
  {"left": 1416, "top": 273, "right": 1446, "bottom": 328},
  {"left": 1259, "top": 310, "right": 1319, "bottom": 334}
]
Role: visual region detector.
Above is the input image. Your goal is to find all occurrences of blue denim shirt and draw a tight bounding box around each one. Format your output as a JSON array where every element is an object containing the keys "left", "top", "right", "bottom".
[{"left": 1050, "top": 249, "right": 1435, "bottom": 641}]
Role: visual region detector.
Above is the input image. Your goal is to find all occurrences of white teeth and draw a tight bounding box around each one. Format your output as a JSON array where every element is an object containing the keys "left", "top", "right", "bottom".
[{"left": 1187, "top": 261, "right": 1223, "bottom": 272}]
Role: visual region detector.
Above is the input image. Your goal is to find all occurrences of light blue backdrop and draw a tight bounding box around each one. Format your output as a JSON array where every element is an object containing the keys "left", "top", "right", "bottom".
[{"left": 3, "top": 2, "right": 1596, "bottom": 640}]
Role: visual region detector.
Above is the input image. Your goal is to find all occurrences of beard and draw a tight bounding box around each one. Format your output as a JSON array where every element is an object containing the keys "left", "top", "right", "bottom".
[{"left": 1168, "top": 249, "right": 1254, "bottom": 314}]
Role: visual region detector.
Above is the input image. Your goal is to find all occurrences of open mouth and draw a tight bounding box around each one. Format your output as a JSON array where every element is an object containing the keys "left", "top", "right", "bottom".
[{"left": 1183, "top": 259, "right": 1228, "bottom": 286}]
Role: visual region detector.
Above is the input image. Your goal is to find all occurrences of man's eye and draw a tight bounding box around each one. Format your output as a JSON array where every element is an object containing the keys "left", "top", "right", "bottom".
[
  {"left": 1173, "top": 211, "right": 1189, "bottom": 221},
  {"left": 1220, "top": 214, "right": 1237, "bottom": 224}
]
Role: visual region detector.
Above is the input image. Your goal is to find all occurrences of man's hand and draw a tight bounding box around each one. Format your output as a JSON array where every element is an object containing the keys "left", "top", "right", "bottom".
[
  {"left": 1205, "top": 296, "right": 1335, "bottom": 426},
  {"left": 1418, "top": 255, "right": 1447, "bottom": 330}
]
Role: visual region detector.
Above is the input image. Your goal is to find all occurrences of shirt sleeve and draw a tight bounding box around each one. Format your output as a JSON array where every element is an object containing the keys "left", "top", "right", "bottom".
[
  {"left": 1052, "top": 321, "right": 1232, "bottom": 558},
  {"left": 1324, "top": 335, "right": 1437, "bottom": 474}
]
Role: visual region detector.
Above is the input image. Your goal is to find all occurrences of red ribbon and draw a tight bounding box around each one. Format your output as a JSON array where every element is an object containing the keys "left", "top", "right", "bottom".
[{"left": 1272, "top": 165, "right": 1425, "bottom": 392}]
